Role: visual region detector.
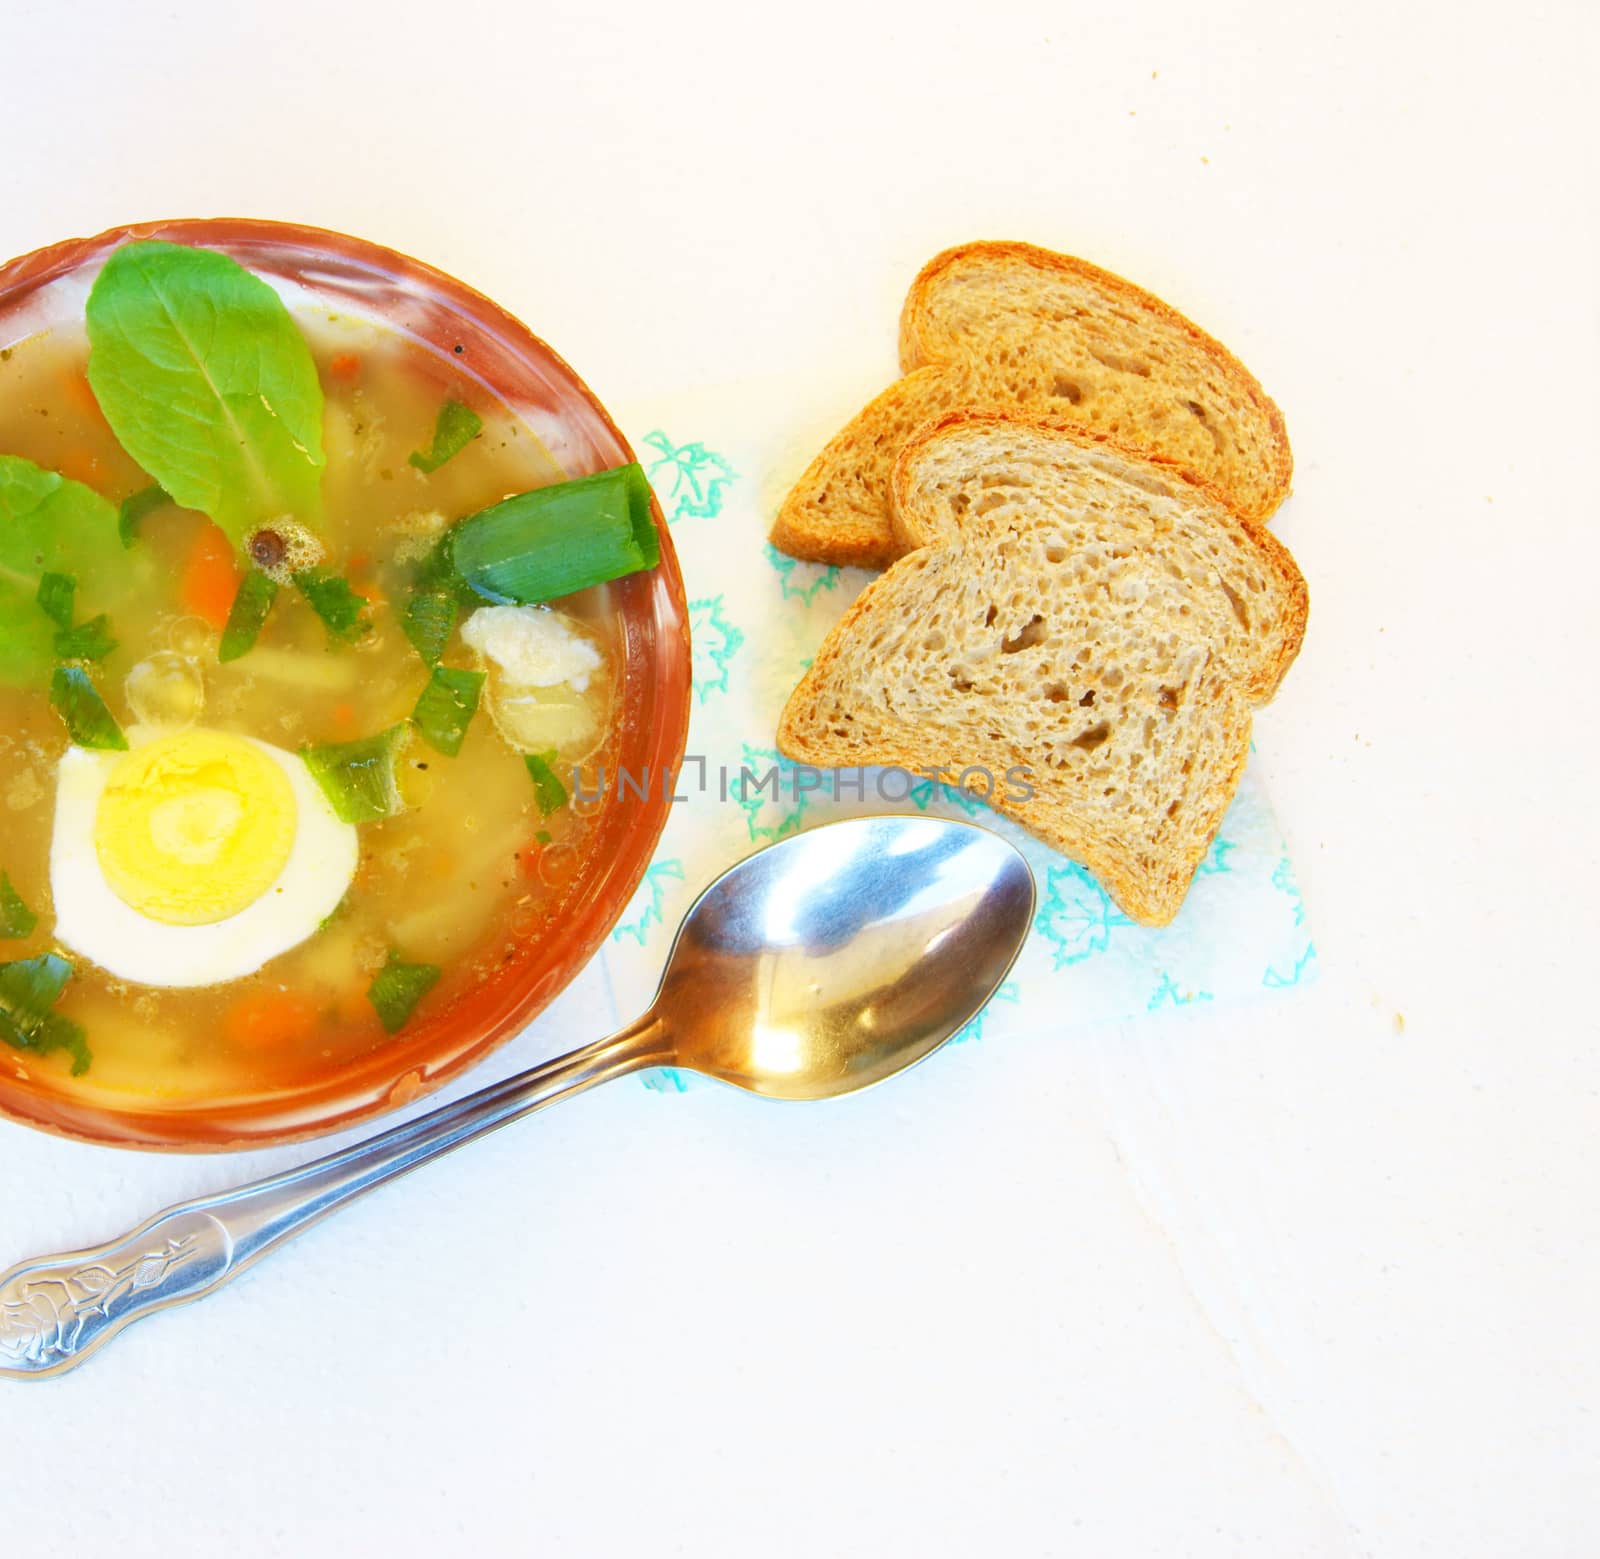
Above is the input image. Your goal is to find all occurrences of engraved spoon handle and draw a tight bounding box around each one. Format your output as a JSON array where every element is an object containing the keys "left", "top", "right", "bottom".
[{"left": 0, "top": 1019, "right": 663, "bottom": 1380}]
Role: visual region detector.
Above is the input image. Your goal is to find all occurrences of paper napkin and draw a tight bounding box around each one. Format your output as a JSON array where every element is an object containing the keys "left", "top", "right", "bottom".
[{"left": 593, "top": 376, "right": 1316, "bottom": 1084}]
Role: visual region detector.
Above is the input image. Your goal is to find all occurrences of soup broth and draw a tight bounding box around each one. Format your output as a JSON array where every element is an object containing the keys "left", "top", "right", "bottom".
[{"left": 0, "top": 302, "right": 623, "bottom": 1108}]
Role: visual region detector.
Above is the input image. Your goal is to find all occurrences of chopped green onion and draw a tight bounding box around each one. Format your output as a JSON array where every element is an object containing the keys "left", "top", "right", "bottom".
[
  {"left": 301, "top": 725, "right": 408, "bottom": 823},
  {"left": 411, "top": 666, "right": 484, "bottom": 757},
  {"left": 50, "top": 666, "right": 127, "bottom": 750},
  {"left": 29, "top": 1011, "right": 91, "bottom": 1075},
  {"left": 524, "top": 750, "right": 568, "bottom": 815},
  {"left": 0, "top": 951, "right": 70, "bottom": 1011},
  {"left": 411, "top": 531, "right": 467, "bottom": 594},
  {"left": 0, "top": 952, "right": 90, "bottom": 1075},
  {"left": 0, "top": 873, "right": 37, "bottom": 938},
  {"left": 117, "top": 483, "right": 170, "bottom": 547},
  {"left": 35, "top": 571, "right": 76, "bottom": 629},
  {"left": 409, "top": 399, "right": 483, "bottom": 473},
  {"left": 535, "top": 829, "right": 552, "bottom": 845},
  {"left": 294, "top": 569, "right": 370, "bottom": 642},
  {"left": 219, "top": 571, "right": 279, "bottom": 662},
  {"left": 450, "top": 463, "right": 660, "bottom": 606},
  {"left": 367, "top": 950, "right": 441, "bottom": 1034},
  {"left": 53, "top": 614, "right": 117, "bottom": 663},
  {"left": 401, "top": 586, "right": 459, "bottom": 666}
]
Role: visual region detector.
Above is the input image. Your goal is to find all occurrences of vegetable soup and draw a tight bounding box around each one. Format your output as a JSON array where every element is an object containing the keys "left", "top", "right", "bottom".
[{"left": 0, "top": 240, "right": 658, "bottom": 1108}]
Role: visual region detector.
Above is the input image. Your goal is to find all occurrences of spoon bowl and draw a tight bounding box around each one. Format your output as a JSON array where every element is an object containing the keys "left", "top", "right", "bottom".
[
  {"left": 658, "top": 816, "right": 1035, "bottom": 1100},
  {"left": 0, "top": 816, "right": 1034, "bottom": 1379}
]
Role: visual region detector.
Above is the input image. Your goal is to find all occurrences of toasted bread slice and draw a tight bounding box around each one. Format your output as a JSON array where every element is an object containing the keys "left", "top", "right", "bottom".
[
  {"left": 771, "top": 241, "right": 1293, "bottom": 569},
  {"left": 777, "top": 412, "right": 1307, "bottom": 925}
]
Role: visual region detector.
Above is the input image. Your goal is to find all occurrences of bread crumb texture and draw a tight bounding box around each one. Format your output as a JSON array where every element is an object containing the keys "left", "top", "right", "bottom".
[{"left": 778, "top": 413, "right": 1307, "bottom": 925}]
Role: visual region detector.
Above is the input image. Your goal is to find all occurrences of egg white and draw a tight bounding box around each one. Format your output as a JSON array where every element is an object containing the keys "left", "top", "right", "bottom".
[{"left": 50, "top": 729, "right": 360, "bottom": 988}]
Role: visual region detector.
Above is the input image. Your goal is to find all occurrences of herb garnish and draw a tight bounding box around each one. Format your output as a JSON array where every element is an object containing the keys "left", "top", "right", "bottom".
[
  {"left": 409, "top": 399, "right": 482, "bottom": 473},
  {"left": 411, "top": 666, "right": 484, "bottom": 757},
  {"left": 50, "top": 666, "right": 127, "bottom": 750},
  {"left": 219, "top": 571, "right": 279, "bottom": 663},
  {"left": 524, "top": 751, "right": 568, "bottom": 815},
  {"left": 0, "top": 873, "right": 38, "bottom": 939},
  {"left": 366, "top": 951, "right": 441, "bottom": 1034},
  {"left": 117, "top": 483, "right": 170, "bottom": 547},
  {"left": 301, "top": 725, "right": 409, "bottom": 823},
  {"left": 400, "top": 587, "right": 459, "bottom": 667},
  {"left": 34, "top": 572, "right": 75, "bottom": 629},
  {"left": 0, "top": 953, "right": 91, "bottom": 1075},
  {"left": 294, "top": 570, "right": 370, "bottom": 643},
  {"left": 449, "top": 463, "right": 659, "bottom": 605},
  {"left": 54, "top": 614, "right": 118, "bottom": 663}
]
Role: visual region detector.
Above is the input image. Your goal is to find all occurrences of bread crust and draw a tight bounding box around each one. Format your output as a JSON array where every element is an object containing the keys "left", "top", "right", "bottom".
[{"left": 771, "top": 240, "right": 1294, "bottom": 569}]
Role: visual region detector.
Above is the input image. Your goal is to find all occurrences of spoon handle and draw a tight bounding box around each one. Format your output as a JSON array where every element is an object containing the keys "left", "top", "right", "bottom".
[{"left": 0, "top": 1020, "right": 663, "bottom": 1381}]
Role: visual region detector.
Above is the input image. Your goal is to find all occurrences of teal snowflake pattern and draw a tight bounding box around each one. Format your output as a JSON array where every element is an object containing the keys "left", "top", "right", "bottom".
[
  {"left": 688, "top": 595, "right": 744, "bottom": 701},
  {"left": 1196, "top": 834, "right": 1235, "bottom": 875},
  {"left": 1264, "top": 943, "right": 1318, "bottom": 988},
  {"left": 611, "top": 858, "right": 687, "bottom": 946},
  {"left": 1035, "top": 863, "right": 1132, "bottom": 969},
  {"left": 1271, "top": 855, "right": 1306, "bottom": 926},
  {"left": 641, "top": 1067, "right": 693, "bottom": 1094},
  {"left": 765, "top": 542, "right": 841, "bottom": 605},
  {"left": 735, "top": 743, "right": 811, "bottom": 843},
  {"left": 1147, "top": 971, "right": 1215, "bottom": 1011},
  {"left": 640, "top": 430, "right": 737, "bottom": 523},
  {"left": 909, "top": 776, "right": 991, "bottom": 818},
  {"left": 951, "top": 980, "right": 1021, "bottom": 1044}
]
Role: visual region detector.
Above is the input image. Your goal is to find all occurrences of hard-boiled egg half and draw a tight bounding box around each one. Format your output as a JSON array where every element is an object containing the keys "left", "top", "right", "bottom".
[{"left": 51, "top": 727, "right": 358, "bottom": 988}]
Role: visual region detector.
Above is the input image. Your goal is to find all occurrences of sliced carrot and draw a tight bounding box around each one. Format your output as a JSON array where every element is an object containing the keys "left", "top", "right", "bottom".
[
  {"left": 61, "top": 370, "right": 107, "bottom": 426},
  {"left": 182, "top": 521, "right": 241, "bottom": 630},
  {"left": 327, "top": 353, "right": 361, "bottom": 383},
  {"left": 54, "top": 448, "right": 105, "bottom": 487},
  {"left": 330, "top": 701, "right": 356, "bottom": 732},
  {"left": 222, "top": 988, "right": 320, "bottom": 1051}
]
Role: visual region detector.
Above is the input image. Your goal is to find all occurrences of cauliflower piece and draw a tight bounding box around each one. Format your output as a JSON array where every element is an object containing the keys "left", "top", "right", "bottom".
[{"left": 460, "top": 605, "right": 602, "bottom": 692}]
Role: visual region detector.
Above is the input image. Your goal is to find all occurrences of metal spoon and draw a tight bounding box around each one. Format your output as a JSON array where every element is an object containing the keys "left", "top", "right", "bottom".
[{"left": 0, "top": 814, "right": 1033, "bottom": 1380}]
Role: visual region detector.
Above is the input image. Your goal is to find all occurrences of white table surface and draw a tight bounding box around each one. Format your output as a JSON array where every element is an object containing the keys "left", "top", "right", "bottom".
[{"left": 2, "top": 2, "right": 1596, "bottom": 1554}]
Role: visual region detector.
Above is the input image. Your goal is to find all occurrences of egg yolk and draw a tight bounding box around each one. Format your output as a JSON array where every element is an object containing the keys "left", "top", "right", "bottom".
[{"left": 94, "top": 730, "right": 297, "bottom": 925}]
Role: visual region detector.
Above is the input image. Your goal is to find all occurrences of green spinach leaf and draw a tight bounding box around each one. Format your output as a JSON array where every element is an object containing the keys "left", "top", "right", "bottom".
[
  {"left": 86, "top": 241, "right": 326, "bottom": 546},
  {"left": 0, "top": 456, "right": 122, "bottom": 685}
]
